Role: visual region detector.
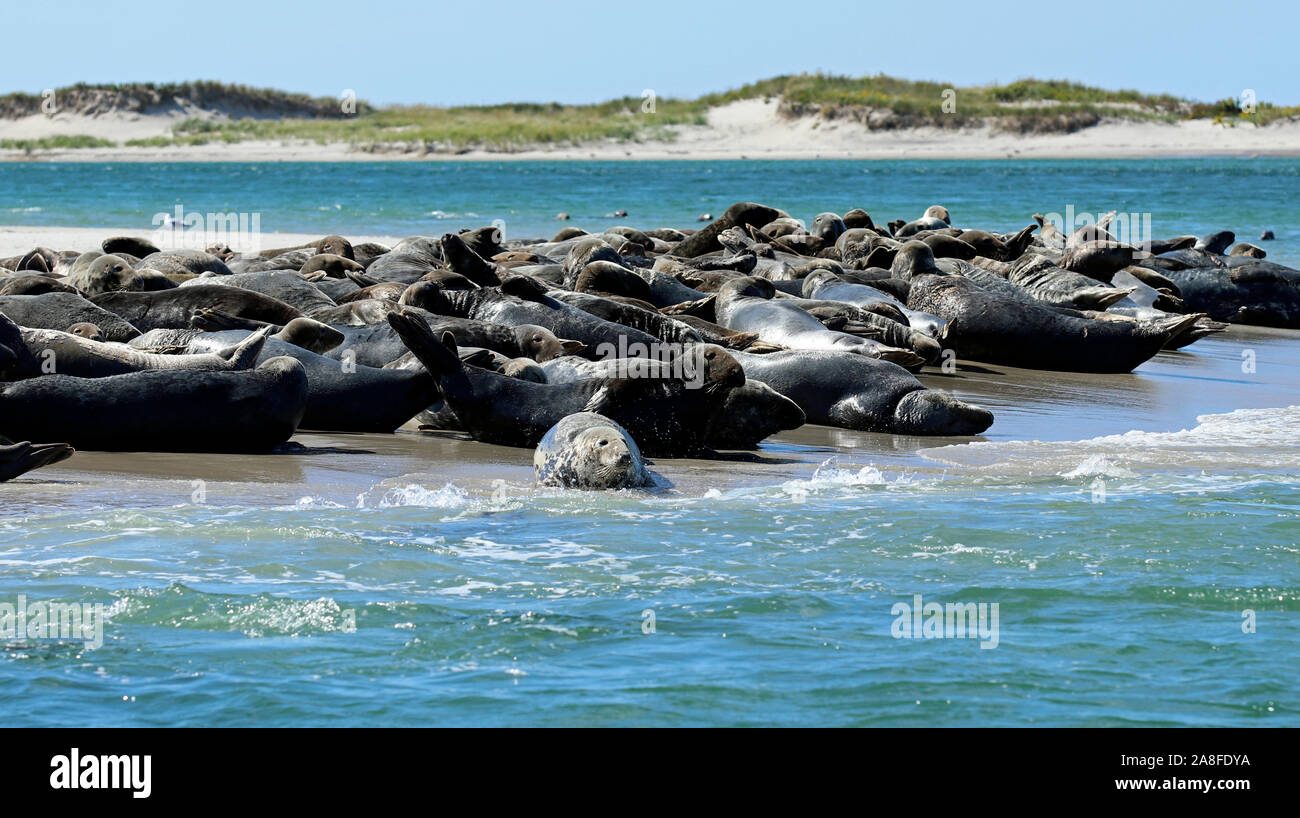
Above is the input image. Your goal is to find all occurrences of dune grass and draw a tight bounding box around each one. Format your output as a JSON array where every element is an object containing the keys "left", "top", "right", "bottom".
[
  {"left": 0, "top": 134, "right": 116, "bottom": 151},
  {"left": 2, "top": 75, "right": 1296, "bottom": 152}
]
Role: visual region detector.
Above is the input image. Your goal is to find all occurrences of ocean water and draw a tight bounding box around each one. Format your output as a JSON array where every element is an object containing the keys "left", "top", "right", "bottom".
[
  {"left": 2, "top": 158, "right": 1298, "bottom": 266},
  {"left": 2, "top": 160, "right": 1298, "bottom": 726}
]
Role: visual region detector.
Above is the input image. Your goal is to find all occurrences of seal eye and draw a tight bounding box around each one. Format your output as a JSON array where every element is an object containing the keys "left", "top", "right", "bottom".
[{"left": 599, "top": 439, "right": 609, "bottom": 446}]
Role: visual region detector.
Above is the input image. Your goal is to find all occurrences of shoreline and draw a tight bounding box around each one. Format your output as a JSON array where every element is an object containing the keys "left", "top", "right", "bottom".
[
  {"left": 4, "top": 102, "right": 1299, "bottom": 162},
  {"left": 0, "top": 225, "right": 404, "bottom": 256}
]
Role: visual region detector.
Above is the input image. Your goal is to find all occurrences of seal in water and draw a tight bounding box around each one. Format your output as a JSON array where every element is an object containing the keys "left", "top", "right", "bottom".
[{"left": 533, "top": 412, "right": 654, "bottom": 489}]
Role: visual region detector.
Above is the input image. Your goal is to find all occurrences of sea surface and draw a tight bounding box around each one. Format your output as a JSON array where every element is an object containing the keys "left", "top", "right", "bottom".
[
  {"left": 3, "top": 158, "right": 1298, "bottom": 266},
  {"left": 1, "top": 159, "right": 1298, "bottom": 727}
]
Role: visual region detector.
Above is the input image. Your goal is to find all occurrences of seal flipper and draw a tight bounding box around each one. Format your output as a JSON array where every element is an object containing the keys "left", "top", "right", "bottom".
[
  {"left": 212, "top": 326, "right": 273, "bottom": 369},
  {"left": 345, "top": 269, "right": 381, "bottom": 288},
  {"left": 460, "top": 348, "right": 498, "bottom": 369},
  {"left": 499, "top": 274, "right": 552, "bottom": 303},
  {"left": 658, "top": 294, "right": 717, "bottom": 319},
  {"left": 191, "top": 307, "right": 276, "bottom": 332},
  {"left": 386, "top": 310, "right": 471, "bottom": 397},
  {"left": 0, "top": 440, "right": 75, "bottom": 481},
  {"left": 441, "top": 233, "right": 502, "bottom": 287},
  {"left": 1001, "top": 224, "right": 1039, "bottom": 259}
]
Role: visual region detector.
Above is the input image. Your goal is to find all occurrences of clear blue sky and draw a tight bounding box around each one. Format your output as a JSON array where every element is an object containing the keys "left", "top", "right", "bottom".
[{"left": 6, "top": 0, "right": 1297, "bottom": 106}]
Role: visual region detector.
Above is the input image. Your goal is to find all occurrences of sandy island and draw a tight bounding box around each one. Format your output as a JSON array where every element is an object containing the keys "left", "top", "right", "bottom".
[{"left": 3, "top": 100, "right": 1299, "bottom": 162}]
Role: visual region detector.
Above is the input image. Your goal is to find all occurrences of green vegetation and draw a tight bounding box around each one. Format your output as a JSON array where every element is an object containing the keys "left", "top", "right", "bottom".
[
  {"left": 0, "top": 80, "right": 363, "bottom": 118},
  {"left": 0, "top": 134, "right": 115, "bottom": 151},
  {"left": 167, "top": 100, "right": 705, "bottom": 151},
  {"left": 1, "top": 75, "right": 1296, "bottom": 152}
]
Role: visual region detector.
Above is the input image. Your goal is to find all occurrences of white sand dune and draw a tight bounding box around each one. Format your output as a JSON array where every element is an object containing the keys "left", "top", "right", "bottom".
[{"left": 2, "top": 99, "right": 1298, "bottom": 162}]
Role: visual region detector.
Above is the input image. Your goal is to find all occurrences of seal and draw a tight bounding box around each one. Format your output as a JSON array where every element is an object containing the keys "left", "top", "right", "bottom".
[
  {"left": 184, "top": 310, "right": 345, "bottom": 354},
  {"left": 669, "top": 202, "right": 786, "bottom": 258},
  {"left": 0, "top": 292, "right": 142, "bottom": 342},
  {"left": 0, "top": 275, "right": 81, "bottom": 297},
  {"left": 0, "top": 357, "right": 308, "bottom": 451},
  {"left": 324, "top": 316, "right": 582, "bottom": 369},
  {"left": 135, "top": 249, "right": 233, "bottom": 277},
  {"left": 714, "top": 277, "right": 922, "bottom": 365},
  {"left": 403, "top": 276, "right": 663, "bottom": 358},
  {"left": 102, "top": 236, "right": 161, "bottom": 259},
  {"left": 18, "top": 325, "right": 270, "bottom": 378},
  {"left": 387, "top": 310, "right": 745, "bottom": 457},
  {"left": 533, "top": 412, "right": 654, "bottom": 489},
  {"left": 181, "top": 270, "right": 338, "bottom": 317},
  {"left": 67, "top": 322, "right": 104, "bottom": 342},
  {"left": 906, "top": 273, "right": 1198, "bottom": 372},
  {"left": 0, "top": 437, "right": 74, "bottom": 481},
  {"left": 300, "top": 254, "right": 364, "bottom": 278},
  {"left": 538, "top": 354, "right": 804, "bottom": 447},
  {"left": 64, "top": 253, "right": 142, "bottom": 295},
  {"left": 92, "top": 285, "right": 304, "bottom": 332},
  {"left": 0, "top": 312, "right": 39, "bottom": 380},
  {"left": 730, "top": 349, "right": 993, "bottom": 435},
  {"left": 175, "top": 331, "right": 438, "bottom": 433},
  {"left": 801, "top": 270, "right": 947, "bottom": 341},
  {"left": 1157, "top": 256, "right": 1300, "bottom": 328}
]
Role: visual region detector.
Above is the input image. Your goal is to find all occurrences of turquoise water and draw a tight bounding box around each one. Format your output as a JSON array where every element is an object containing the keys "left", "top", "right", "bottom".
[
  {"left": 2, "top": 160, "right": 1299, "bottom": 726},
  {"left": 3, "top": 158, "right": 1298, "bottom": 265}
]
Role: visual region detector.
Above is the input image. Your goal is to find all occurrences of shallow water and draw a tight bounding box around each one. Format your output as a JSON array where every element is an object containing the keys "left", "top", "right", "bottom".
[
  {"left": 4, "top": 326, "right": 1298, "bottom": 727},
  {"left": 2, "top": 160, "right": 1299, "bottom": 726},
  {"left": 2, "top": 158, "right": 1298, "bottom": 265}
]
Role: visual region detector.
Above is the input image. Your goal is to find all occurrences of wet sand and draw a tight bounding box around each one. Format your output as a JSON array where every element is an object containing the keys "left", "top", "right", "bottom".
[{"left": 8, "top": 325, "right": 1298, "bottom": 516}]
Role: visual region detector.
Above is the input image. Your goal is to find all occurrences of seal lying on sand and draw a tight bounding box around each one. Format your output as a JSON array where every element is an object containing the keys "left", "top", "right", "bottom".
[
  {"left": 387, "top": 310, "right": 744, "bottom": 457},
  {"left": 730, "top": 349, "right": 993, "bottom": 435},
  {"left": 715, "top": 277, "right": 923, "bottom": 366},
  {"left": 323, "top": 317, "right": 582, "bottom": 369},
  {"left": 538, "top": 355, "right": 806, "bottom": 448},
  {"left": 93, "top": 286, "right": 304, "bottom": 332},
  {"left": 174, "top": 331, "right": 438, "bottom": 433},
  {"left": 1151, "top": 254, "right": 1300, "bottom": 328},
  {"left": 18, "top": 326, "right": 271, "bottom": 378},
  {"left": 0, "top": 292, "right": 142, "bottom": 343},
  {"left": 907, "top": 273, "right": 1197, "bottom": 373},
  {"left": 0, "top": 357, "right": 308, "bottom": 451},
  {"left": 0, "top": 437, "right": 74, "bottom": 481},
  {"left": 534, "top": 413, "right": 654, "bottom": 489}
]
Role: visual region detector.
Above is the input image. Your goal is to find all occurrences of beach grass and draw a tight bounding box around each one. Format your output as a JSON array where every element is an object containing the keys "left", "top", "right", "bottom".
[
  {"left": 2, "top": 75, "right": 1297, "bottom": 152},
  {"left": 0, "top": 134, "right": 116, "bottom": 151}
]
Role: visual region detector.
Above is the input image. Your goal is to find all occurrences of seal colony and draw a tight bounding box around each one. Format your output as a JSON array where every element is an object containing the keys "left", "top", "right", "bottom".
[{"left": 2, "top": 201, "right": 1294, "bottom": 488}]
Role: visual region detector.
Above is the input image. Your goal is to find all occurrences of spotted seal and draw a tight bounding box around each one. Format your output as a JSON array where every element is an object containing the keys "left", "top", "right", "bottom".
[{"left": 533, "top": 412, "right": 654, "bottom": 489}]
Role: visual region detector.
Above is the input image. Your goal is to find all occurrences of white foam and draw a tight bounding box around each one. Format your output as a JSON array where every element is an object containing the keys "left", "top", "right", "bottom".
[
  {"left": 921, "top": 406, "right": 1300, "bottom": 475},
  {"left": 1058, "top": 454, "right": 1137, "bottom": 479},
  {"left": 361, "top": 482, "right": 471, "bottom": 509}
]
